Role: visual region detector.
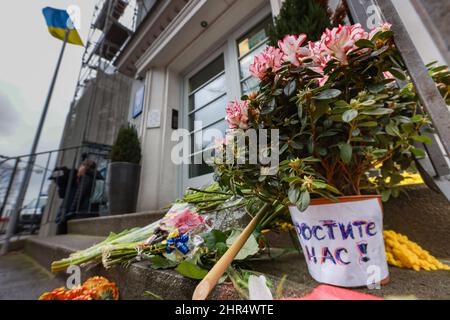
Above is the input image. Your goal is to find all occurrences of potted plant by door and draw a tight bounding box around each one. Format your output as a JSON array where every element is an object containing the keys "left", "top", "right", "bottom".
[
  {"left": 107, "top": 125, "right": 142, "bottom": 215},
  {"left": 213, "top": 23, "right": 438, "bottom": 287}
]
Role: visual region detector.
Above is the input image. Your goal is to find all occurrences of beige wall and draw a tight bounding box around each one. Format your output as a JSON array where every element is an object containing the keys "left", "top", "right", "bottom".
[
  {"left": 134, "top": 68, "right": 181, "bottom": 211},
  {"left": 133, "top": 0, "right": 273, "bottom": 212}
]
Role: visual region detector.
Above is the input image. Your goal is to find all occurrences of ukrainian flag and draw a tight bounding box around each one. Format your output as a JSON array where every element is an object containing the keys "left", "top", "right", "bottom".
[{"left": 42, "top": 7, "right": 84, "bottom": 46}]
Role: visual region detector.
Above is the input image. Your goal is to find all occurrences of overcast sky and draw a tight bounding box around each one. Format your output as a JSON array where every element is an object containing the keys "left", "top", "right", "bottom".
[
  {"left": 0, "top": 1, "right": 96, "bottom": 205},
  {"left": 0, "top": 1, "right": 95, "bottom": 157}
]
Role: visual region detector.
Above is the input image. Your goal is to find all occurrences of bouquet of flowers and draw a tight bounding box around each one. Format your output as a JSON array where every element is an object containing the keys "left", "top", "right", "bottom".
[
  {"left": 52, "top": 195, "right": 264, "bottom": 280},
  {"left": 52, "top": 204, "right": 206, "bottom": 272}
]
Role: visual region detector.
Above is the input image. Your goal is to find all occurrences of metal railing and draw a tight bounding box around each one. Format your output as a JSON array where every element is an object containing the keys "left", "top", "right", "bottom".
[{"left": 0, "top": 143, "right": 112, "bottom": 251}]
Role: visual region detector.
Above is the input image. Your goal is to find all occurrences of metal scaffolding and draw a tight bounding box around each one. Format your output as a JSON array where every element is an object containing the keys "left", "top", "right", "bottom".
[{"left": 73, "top": 0, "right": 139, "bottom": 102}]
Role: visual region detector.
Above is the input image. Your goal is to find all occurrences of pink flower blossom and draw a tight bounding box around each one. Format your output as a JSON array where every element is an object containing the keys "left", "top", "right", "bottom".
[
  {"left": 383, "top": 71, "right": 394, "bottom": 79},
  {"left": 306, "top": 41, "right": 331, "bottom": 87},
  {"left": 226, "top": 100, "right": 250, "bottom": 129},
  {"left": 249, "top": 46, "right": 285, "bottom": 80},
  {"left": 278, "top": 34, "right": 310, "bottom": 66},
  {"left": 369, "top": 22, "right": 392, "bottom": 39},
  {"left": 320, "top": 24, "right": 368, "bottom": 65},
  {"left": 164, "top": 208, "right": 205, "bottom": 234}
]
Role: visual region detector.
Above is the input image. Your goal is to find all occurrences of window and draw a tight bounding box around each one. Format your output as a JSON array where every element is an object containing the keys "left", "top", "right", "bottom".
[
  {"left": 182, "top": 11, "right": 272, "bottom": 188},
  {"left": 188, "top": 54, "right": 227, "bottom": 179},
  {"left": 237, "top": 16, "right": 272, "bottom": 95}
]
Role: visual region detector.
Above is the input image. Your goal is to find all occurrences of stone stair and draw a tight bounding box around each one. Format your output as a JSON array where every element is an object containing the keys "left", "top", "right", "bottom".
[
  {"left": 66, "top": 210, "right": 167, "bottom": 236},
  {"left": 22, "top": 210, "right": 207, "bottom": 300},
  {"left": 8, "top": 185, "right": 450, "bottom": 300}
]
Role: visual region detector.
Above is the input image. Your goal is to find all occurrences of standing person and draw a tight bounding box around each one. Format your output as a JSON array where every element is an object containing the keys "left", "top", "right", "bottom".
[
  {"left": 52, "top": 166, "right": 78, "bottom": 234},
  {"left": 70, "top": 160, "right": 97, "bottom": 214}
]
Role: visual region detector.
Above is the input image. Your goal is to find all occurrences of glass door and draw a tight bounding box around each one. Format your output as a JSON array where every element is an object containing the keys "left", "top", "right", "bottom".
[{"left": 183, "top": 52, "right": 229, "bottom": 189}]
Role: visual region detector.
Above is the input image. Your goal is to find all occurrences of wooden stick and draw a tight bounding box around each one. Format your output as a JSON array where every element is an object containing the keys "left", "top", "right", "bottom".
[{"left": 192, "top": 203, "right": 270, "bottom": 300}]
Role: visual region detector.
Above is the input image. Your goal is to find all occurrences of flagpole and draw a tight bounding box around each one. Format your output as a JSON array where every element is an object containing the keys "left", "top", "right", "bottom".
[{"left": 1, "top": 29, "right": 70, "bottom": 255}]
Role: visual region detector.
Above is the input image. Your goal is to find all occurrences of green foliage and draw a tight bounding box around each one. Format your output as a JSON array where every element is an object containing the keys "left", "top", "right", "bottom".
[
  {"left": 214, "top": 30, "right": 434, "bottom": 209},
  {"left": 149, "top": 255, "right": 178, "bottom": 270},
  {"left": 226, "top": 230, "right": 259, "bottom": 260},
  {"left": 175, "top": 261, "right": 209, "bottom": 280},
  {"left": 268, "top": 0, "right": 345, "bottom": 45},
  {"left": 110, "top": 125, "right": 142, "bottom": 164},
  {"left": 428, "top": 61, "right": 450, "bottom": 105}
]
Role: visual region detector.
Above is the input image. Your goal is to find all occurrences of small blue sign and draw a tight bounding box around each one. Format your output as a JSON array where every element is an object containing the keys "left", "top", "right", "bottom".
[{"left": 132, "top": 86, "right": 145, "bottom": 118}]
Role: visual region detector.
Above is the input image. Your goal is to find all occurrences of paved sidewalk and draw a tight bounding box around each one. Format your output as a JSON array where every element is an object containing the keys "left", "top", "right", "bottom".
[{"left": 0, "top": 252, "right": 64, "bottom": 300}]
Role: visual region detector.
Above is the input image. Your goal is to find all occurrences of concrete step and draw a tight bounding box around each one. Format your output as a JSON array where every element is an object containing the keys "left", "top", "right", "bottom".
[
  {"left": 21, "top": 233, "right": 242, "bottom": 300},
  {"left": 67, "top": 210, "right": 167, "bottom": 236},
  {"left": 17, "top": 185, "right": 450, "bottom": 300},
  {"left": 20, "top": 232, "right": 450, "bottom": 300},
  {"left": 24, "top": 234, "right": 105, "bottom": 271}
]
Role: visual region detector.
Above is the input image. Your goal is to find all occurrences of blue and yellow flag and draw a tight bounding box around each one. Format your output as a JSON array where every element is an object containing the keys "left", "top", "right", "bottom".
[{"left": 42, "top": 7, "right": 84, "bottom": 46}]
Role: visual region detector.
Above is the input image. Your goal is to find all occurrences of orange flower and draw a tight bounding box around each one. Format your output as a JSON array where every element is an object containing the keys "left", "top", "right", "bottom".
[
  {"left": 39, "top": 287, "right": 66, "bottom": 300},
  {"left": 90, "top": 282, "right": 119, "bottom": 300},
  {"left": 72, "top": 294, "right": 93, "bottom": 301},
  {"left": 64, "top": 285, "right": 87, "bottom": 300},
  {"left": 39, "top": 276, "right": 120, "bottom": 300},
  {"left": 83, "top": 276, "right": 110, "bottom": 290}
]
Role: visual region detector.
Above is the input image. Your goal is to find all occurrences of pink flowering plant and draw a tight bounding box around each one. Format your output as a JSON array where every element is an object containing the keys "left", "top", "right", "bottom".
[{"left": 216, "top": 23, "right": 437, "bottom": 214}]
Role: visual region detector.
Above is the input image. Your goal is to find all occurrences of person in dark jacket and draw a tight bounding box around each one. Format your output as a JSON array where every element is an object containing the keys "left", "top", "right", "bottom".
[{"left": 70, "top": 160, "right": 97, "bottom": 214}]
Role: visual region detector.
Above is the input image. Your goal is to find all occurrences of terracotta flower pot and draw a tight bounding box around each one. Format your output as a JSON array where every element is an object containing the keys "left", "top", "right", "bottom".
[{"left": 289, "top": 195, "right": 389, "bottom": 288}]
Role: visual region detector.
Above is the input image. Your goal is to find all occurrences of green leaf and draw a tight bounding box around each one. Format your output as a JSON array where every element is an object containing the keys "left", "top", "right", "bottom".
[
  {"left": 411, "top": 115, "right": 424, "bottom": 123},
  {"left": 389, "top": 68, "right": 407, "bottom": 81},
  {"left": 361, "top": 100, "right": 376, "bottom": 106},
  {"left": 351, "top": 128, "right": 361, "bottom": 137},
  {"left": 202, "top": 230, "right": 228, "bottom": 251},
  {"left": 312, "top": 181, "right": 327, "bottom": 189},
  {"left": 339, "top": 143, "right": 353, "bottom": 164},
  {"left": 261, "top": 98, "right": 276, "bottom": 114},
  {"left": 226, "top": 230, "right": 259, "bottom": 260},
  {"left": 314, "top": 89, "right": 341, "bottom": 100},
  {"left": 272, "top": 89, "right": 283, "bottom": 96},
  {"left": 318, "top": 147, "right": 328, "bottom": 156},
  {"left": 385, "top": 122, "right": 400, "bottom": 137},
  {"left": 359, "top": 121, "right": 378, "bottom": 127},
  {"left": 297, "top": 104, "right": 303, "bottom": 119},
  {"left": 175, "top": 261, "right": 209, "bottom": 280},
  {"left": 216, "top": 242, "right": 228, "bottom": 258},
  {"left": 284, "top": 80, "right": 297, "bottom": 97},
  {"left": 367, "top": 83, "right": 385, "bottom": 94},
  {"left": 290, "top": 140, "right": 303, "bottom": 150},
  {"left": 361, "top": 108, "right": 393, "bottom": 115},
  {"left": 381, "top": 189, "right": 391, "bottom": 202},
  {"left": 288, "top": 187, "right": 300, "bottom": 204},
  {"left": 430, "top": 65, "right": 448, "bottom": 73},
  {"left": 149, "top": 255, "right": 178, "bottom": 270},
  {"left": 378, "top": 31, "right": 394, "bottom": 40},
  {"left": 342, "top": 109, "right": 358, "bottom": 123},
  {"left": 355, "top": 39, "right": 374, "bottom": 49},
  {"left": 335, "top": 100, "right": 350, "bottom": 107},
  {"left": 411, "top": 147, "right": 426, "bottom": 157},
  {"left": 312, "top": 102, "right": 330, "bottom": 122},
  {"left": 372, "top": 149, "right": 388, "bottom": 158},
  {"left": 296, "top": 191, "right": 310, "bottom": 212},
  {"left": 370, "top": 45, "right": 389, "bottom": 57},
  {"left": 412, "top": 135, "right": 432, "bottom": 144}
]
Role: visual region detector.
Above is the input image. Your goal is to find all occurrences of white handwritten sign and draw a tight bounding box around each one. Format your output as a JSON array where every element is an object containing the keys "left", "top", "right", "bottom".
[{"left": 289, "top": 197, "right": 389, "bottom": 288}]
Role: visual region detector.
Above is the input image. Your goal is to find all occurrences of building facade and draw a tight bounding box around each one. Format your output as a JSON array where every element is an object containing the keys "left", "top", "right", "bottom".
[{"left": 115, "top": 0, "right": 447, "bottom": 213}]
